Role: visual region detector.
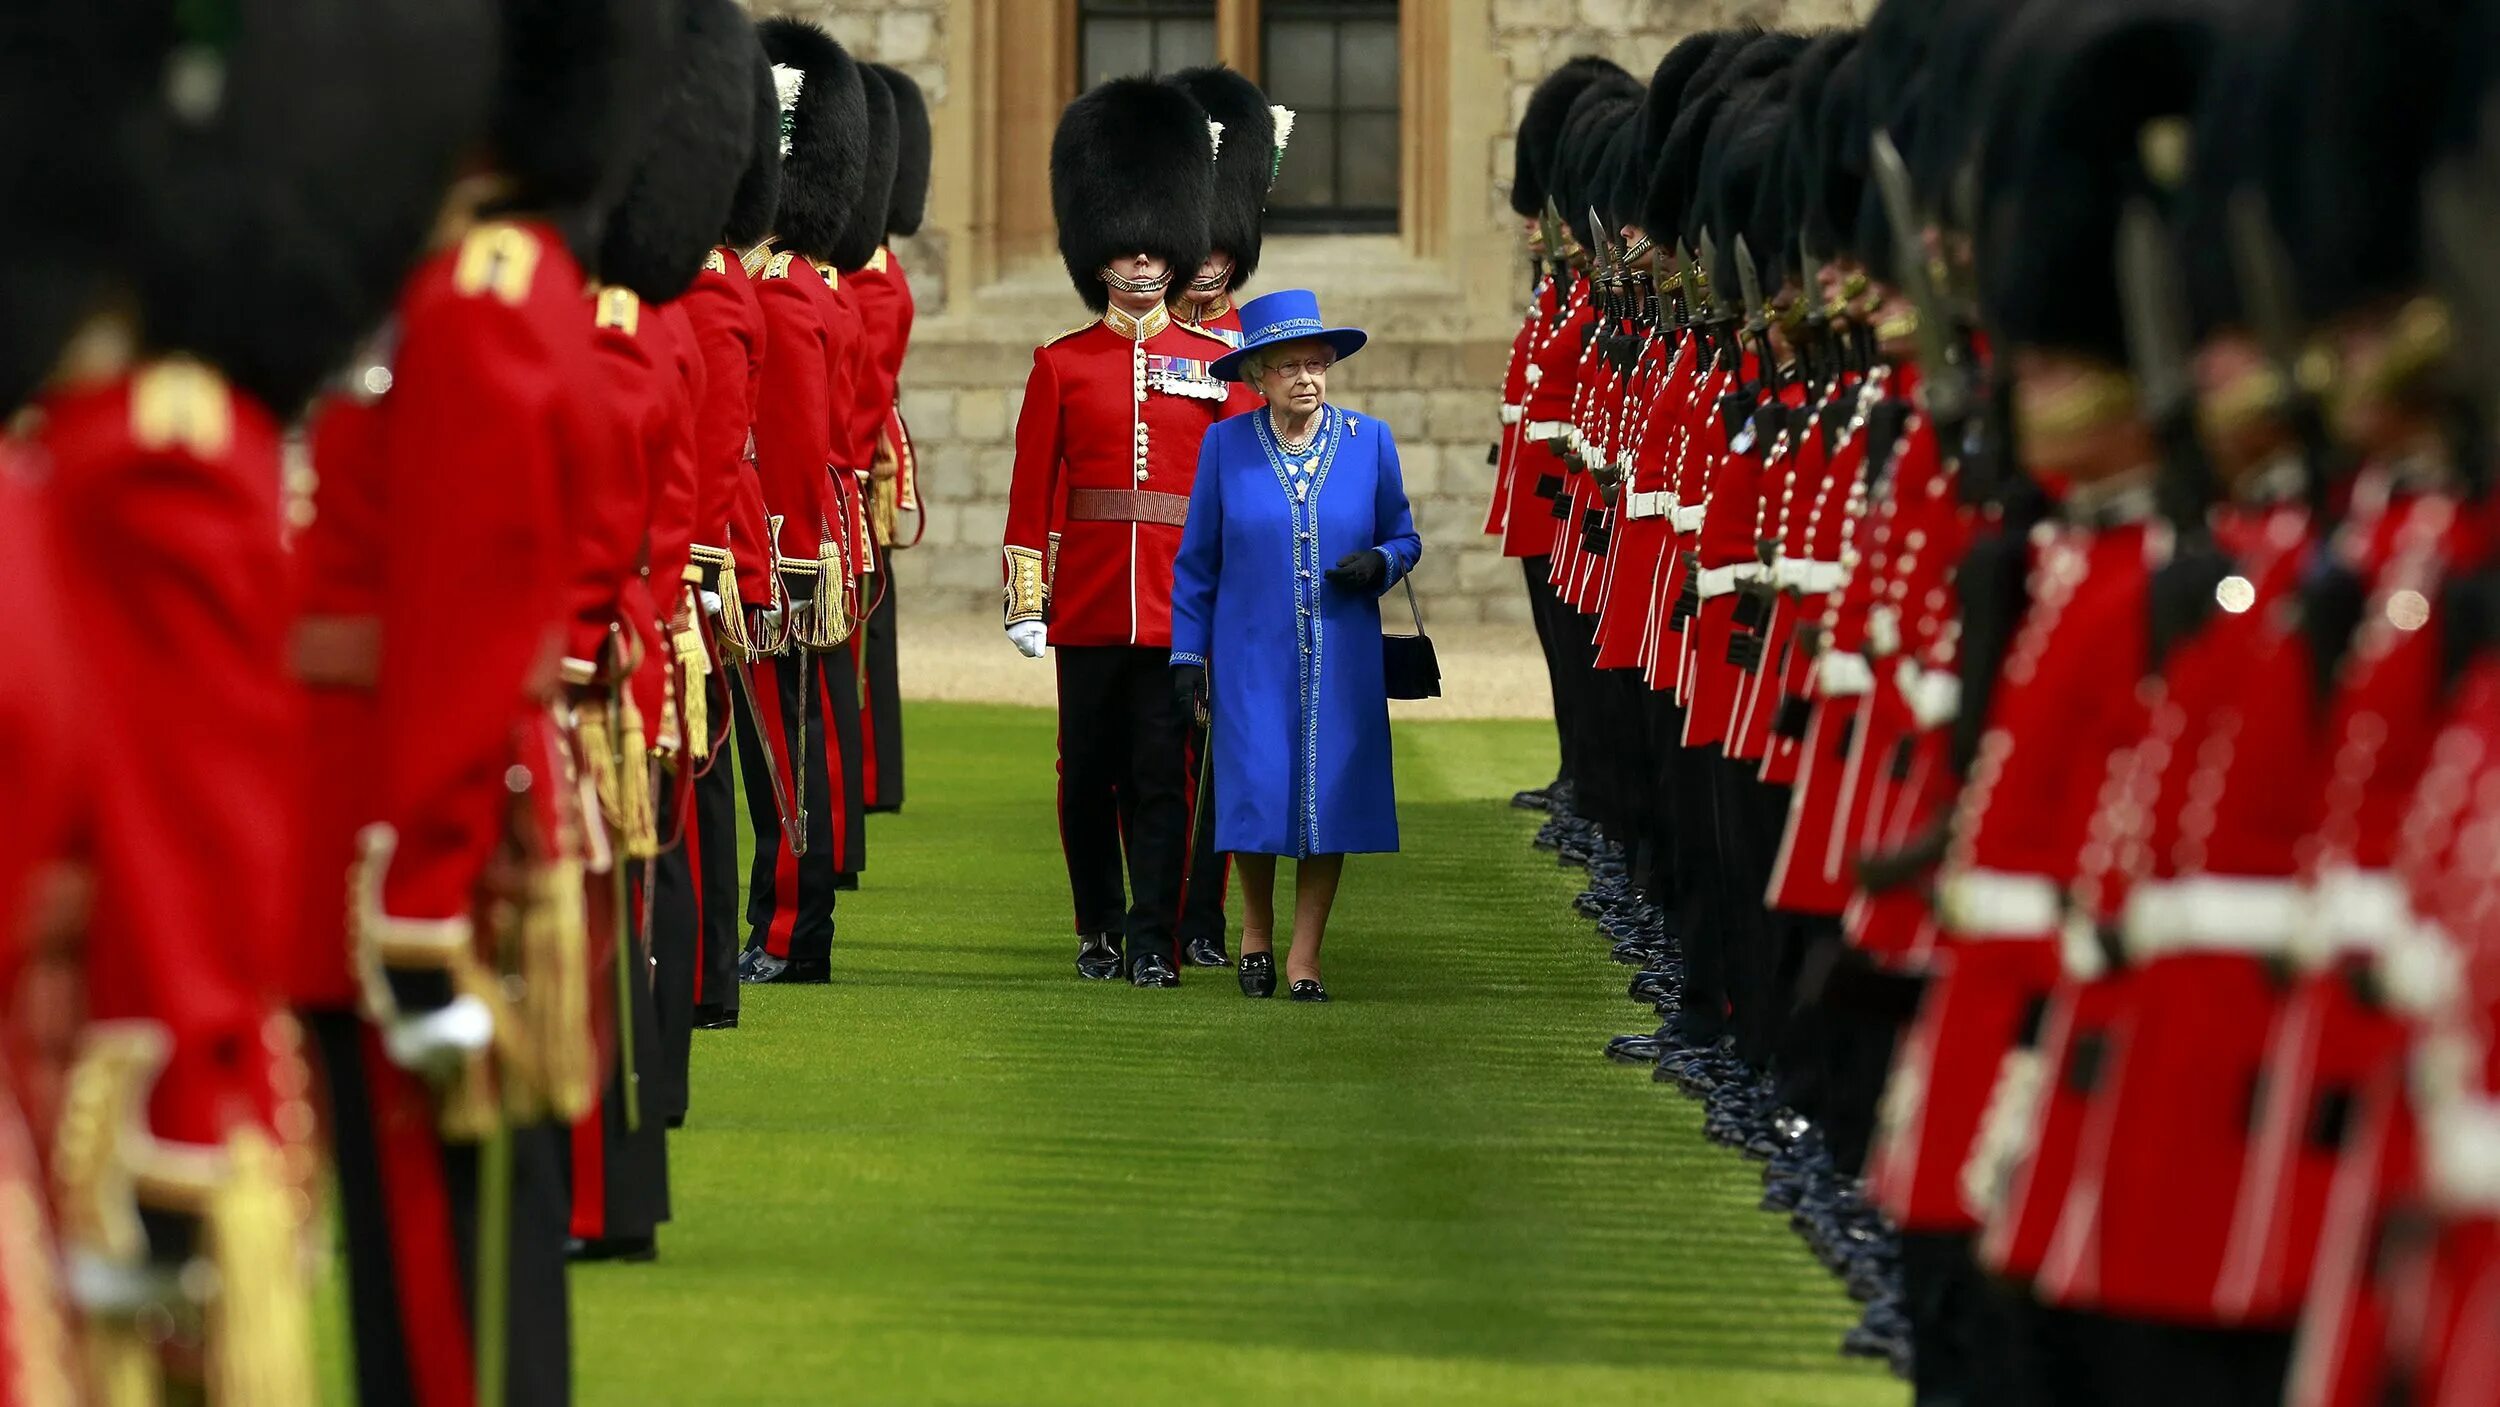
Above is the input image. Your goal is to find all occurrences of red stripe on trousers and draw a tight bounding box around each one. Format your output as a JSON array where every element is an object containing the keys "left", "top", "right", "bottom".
[
  {"left": 813, "top": 653, "right": 849, "bottom": 867},
  {"left": 569, "top": 1092, "right": 607, "bottom": 1239},
  {"left": 686, "top": 788, "right": 707, "bottom": 1005},
  {"left": 749, "top": 656, "right": 803, "bottom": 959},
  {"left": 361, "top": 1033, "right": 477, "bottom": 1407},
  {"left": 855, "top": 628, "right": 880, "bottom": 807}
]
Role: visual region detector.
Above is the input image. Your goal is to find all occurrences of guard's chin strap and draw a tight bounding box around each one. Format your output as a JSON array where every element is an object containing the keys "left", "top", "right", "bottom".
[
  {"left": 1189, "top": 268, "right": 1230, "bottom": 293},
  {"left": 1101, "top": 265, "right": 1174, "bottom": 296}
]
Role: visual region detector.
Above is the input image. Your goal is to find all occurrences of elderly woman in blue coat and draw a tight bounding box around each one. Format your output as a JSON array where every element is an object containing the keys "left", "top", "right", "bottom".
[{"left": 1168, "top": 290, "right": 1423, "bottom": 1002}]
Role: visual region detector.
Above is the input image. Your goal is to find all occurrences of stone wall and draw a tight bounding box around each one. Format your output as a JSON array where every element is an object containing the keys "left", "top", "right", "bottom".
[{"left": 739, "top": 0, "right": 1872, "bottom": 625}]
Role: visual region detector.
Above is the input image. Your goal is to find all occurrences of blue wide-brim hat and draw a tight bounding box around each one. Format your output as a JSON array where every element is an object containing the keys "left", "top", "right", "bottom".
[{"left": 1208, "top": 288, "right": 1369, "bottom": 382}]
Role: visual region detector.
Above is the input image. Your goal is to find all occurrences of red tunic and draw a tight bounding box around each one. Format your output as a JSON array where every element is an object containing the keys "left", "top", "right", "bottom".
[
  {"left": 1506, "top": 284, "right": 1593, "bottom": 560},
  {"left": 40, "top": 361, "right": 299, "bottom": 1149},
  {"left": 1001, "top": 303, "right": 1238, "bottom": 648},
  {"left": 679, "top": 249, "right": 777, "bottom": 610},
  {"left": 293, "top": 219, "right": 584, "bottom": 1007},
  {"left": 748, "top": 248, "right": 841, "bottom": 565}
]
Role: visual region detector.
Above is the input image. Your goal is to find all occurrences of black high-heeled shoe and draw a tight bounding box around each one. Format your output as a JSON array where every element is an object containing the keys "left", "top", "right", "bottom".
[
  {"left": 1238, "top": 952, "right": 1276, "bottom": 998},
  {"left": 1289, "top": 979, "right": 1329, "bottom": 1003}
]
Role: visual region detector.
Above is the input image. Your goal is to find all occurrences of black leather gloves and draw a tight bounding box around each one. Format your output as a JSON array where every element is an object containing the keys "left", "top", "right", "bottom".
[
  {"left": 1324, "top": 549, "right": 1387, "bottom": 592},
  {"left": 1171, "top": 663, "right": 1209, "bottom": 724}
]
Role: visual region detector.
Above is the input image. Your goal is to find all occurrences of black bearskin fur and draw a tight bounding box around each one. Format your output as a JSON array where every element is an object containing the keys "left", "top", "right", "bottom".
[
  {"left": 758, "top": 17, "right": 869, "bottom": 262},
  {"left": 1166, "top": 65, "right": 1277, "bottom": 291},
  {"left": 1051, "top": 77, "right": 1216, "bottom": 312},
  {"left": 600, "top": 0, "right": 754, "bottom": 302},
  {"left": 875, "top": 63, "right": 931, "bottom": 237},
  {"left": 723, "top": 42, "right": 782, "bottom": 248},
  {"left": 1514, "top": 55, "right": 1630, "bottom": 218},
  {"left": 834, "top": 62, "right": 898, "bottom": 271}
]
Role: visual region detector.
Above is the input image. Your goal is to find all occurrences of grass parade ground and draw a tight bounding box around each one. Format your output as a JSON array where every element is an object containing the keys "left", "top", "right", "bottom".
[{"left": 562, "top": 701, "right": 1892, "bottom": 1405}]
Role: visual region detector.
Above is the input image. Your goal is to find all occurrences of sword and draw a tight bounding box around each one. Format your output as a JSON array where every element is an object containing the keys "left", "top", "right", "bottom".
[
  {"left": 473, "top": 1116, "right": 513, "bottom": 1407},
  {"left": 726, "top": 655, "right": 807, "bottom": 854}
]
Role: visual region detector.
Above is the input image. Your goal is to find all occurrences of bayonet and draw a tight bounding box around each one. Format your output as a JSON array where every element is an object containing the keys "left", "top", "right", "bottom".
[
  {"left": 2226, "top": 188, "right": 2339, "bottom": 509},
  {"left": 1734, "top": 233, "right": 1769, "bottom": 336},
  {"left": 1871, "top": 130, "right": 1970, "bottom": 426},
  {"left": 2116, "top": 195, "right": 2213, "bottom": 526}
]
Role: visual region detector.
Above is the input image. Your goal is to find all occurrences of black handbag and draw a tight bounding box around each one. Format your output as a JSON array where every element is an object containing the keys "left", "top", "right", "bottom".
[{"left": 1383, "top": 578, "right": 1442, "bottom": 700}]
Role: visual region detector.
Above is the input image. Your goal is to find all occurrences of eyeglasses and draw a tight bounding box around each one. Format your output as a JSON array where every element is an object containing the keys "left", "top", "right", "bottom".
[{"left": 1261, "top": 357, "right": 1335, "bottom": 379}]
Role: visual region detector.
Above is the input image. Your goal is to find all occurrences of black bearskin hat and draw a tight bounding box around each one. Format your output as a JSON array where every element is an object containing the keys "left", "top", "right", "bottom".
[
  {"left": 1050, "top": 77, "right": 1216, "bottom": 313},
  {"left": 2275, "top": 0, "right": 2453, "bottom": 322},
  {"left": 1166, "top": 66, "right": 1280, "bottom": 291},
  {"left": 1974, "top": 4, "right": 2223, "bottom": 364},
  {"left": 599, "top": 0, "right": 754, "bottom": 302},
  {"left": 723, "top": 40, "right": 782, "bottom": 248},
  {"left": 874, "top": 64, "right": 932, "bottom": 238},
  {"left": 0, "top": 5, "right": 133, "bottom": 412},
  {"left": 834, "top": 61, "right": 898, "bottom": 270},
  {"left": 108, "top": 0, "right": 497, "bottom": 415},
  {"left": 1514, "top": 55, "right": 1631, "bottom": 218},
  {"left": 494, "top": 0, "right": 671, "bottom": 221},
  {"left": 759, "top": 17, "right": 870, "bottom": 262},
  {"left": 1626, "top": 32, "right": 1738, "bottom": 235},
  {"left": 1652, "top": 30, "right": 1807, "bottom": 247},
  {"left": 1784, "top": 31, "right": 1862, "bottom": 257},
  {"left": 1600, "top": 116, "right": 1648, "bottom": 238},
  {"left": 1555, "top": 74, "right": 1641, "bottom": 249}
]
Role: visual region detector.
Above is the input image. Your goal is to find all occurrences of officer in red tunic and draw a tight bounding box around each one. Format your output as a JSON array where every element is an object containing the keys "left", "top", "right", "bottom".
[
  {"left": 1004, "top": 78, "right": 1233, "bottom": 986},
  {"left": 679, "top": 44, "right": 787, "bottom": 1029},
  {"left": 736, "top": 19, "right": 873, "bottom": 986}
]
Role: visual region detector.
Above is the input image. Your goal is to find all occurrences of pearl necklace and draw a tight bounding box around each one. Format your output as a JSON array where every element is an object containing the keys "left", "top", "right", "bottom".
[{"left": 1270, "top": 408, "right": 1321, "bottom": 457}]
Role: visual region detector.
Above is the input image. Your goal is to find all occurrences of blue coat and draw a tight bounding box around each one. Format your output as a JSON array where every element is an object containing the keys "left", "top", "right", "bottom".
[{"left": 1169, "top": 403, "right": 1423, "bottom": 857}]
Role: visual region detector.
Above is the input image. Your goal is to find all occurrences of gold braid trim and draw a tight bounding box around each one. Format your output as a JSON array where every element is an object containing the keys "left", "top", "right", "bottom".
[
  {"left": 1002, "top": 545, "right": 1048, "bottom": 625},
  {"left": 503, "top": 856, "right": 593, "bottom": 1125},
  {"left": 675, "top": 614, "right": 712, "bottom": 763},
  {"left": 200, "top": 1129, "right": 316, "bottom": 1407},
  {"left": 616, "top": 689, "right": 658, "bottom": 862}
]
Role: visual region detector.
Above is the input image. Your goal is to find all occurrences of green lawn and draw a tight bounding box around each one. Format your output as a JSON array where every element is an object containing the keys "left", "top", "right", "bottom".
[{"left": 563, "top": 701, "right": 1899, "bottom": 1406}]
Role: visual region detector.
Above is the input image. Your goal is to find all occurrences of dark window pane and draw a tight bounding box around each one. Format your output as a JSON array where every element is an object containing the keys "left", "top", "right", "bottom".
[
  {"left": 1271, "top": 111, "right": 1336, "bottom": 209},
  {"left": 1158, "top": 17, "right": 1215, "bottom": 74},
  {"left": 1082, "top": 18, "right": 1151, "bottom": 87},
  {"left": 1340, "top": 20, "right": 1399, "bottom": 104},
  {"left": 1340, "top": 112, "right": 1399, "bottom": 209},
  {"left": 1264, "top": 20, "right": 1336, "bottom": 111}
]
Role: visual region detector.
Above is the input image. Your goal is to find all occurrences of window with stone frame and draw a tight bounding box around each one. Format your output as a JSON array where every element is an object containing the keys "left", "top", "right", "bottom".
[
  {"left": 1259, "top": 0, "right": 1400, "bottom": 234},
  {"left": 1079, "top": 0, "right": 1217, "bottom": 87}
]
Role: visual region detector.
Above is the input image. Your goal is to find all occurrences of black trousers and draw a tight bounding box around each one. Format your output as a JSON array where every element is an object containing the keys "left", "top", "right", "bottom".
[
  {"left": 862, "top": 549, "right": 906, "bottom": 812},
  {"left": 1122, "top": 720, "right": 1228, "bottom": 948},
  {"left": 1900, "top": 1230, "right": 2040, "bottom": 1407},
  {"left": 1054, "top": 644, "right": 1193, "bottom": 960},
  {"left": 311, "top": 1009, "right": 572, "bottom": 1407},
  {"left": 566, "top": 878, "right": 670, "bottom": 1242},
  {"left": 1720, "top": 762, "right": 1793, "bottom": 1070},
  {"left": 819, "top": 643, "right": 867, "bottom": 881},
  {"left": 688, "top": 744, "right": 741, "bottom": 1022},
  {"left": 1665, "top": 738, "right": 1731, "bottom": 1044},
  {"left": 736, "top": 652, "right": 837, "bottom": 964},
  {"left": 648, "top": 787, "right": 698, "bottom": 1124},
  {"left": 1521, "top": 555, "right": 1579, "bottom": 789}
]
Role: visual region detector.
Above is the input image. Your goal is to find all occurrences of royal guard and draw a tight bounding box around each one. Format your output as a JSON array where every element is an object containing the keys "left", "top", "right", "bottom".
[
  {"left": 815, "top": 60, "right": 896, "bottom": 896},
  {"left": 854, "top": 62, "right": 931, "bottom": 817},
  {"left": 1497, "top": 58, "right": 1630, "bottom": 816},
  {"left": 1003, "top": 77, "right": 1233, "bottom": 986},
  {"left": 679, "top": 42, "right": 787, "bottom": 1028},
  {"left": 38, "top": 2, "right": 525, "bottom": 1402},
  {"left": 294, "top": 0, "right": 669, "bottom": 1400},
  {"left": 736, "top": 18, "right": 871, "bottom": 986},
  {"left": 565, "top": 0, "right": 760, "bottom": 1261}
]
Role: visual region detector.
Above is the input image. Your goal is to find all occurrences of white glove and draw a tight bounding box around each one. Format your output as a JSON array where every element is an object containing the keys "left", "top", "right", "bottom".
[
  {"left": 700, "top": 589, "right": 724, "bottom": 619},
  {"left": 381, "top": 994, "right": 496, "bottom": 1081},
  {"left": 1007, "top": 621, "right": 1048, "bottom": 658}
]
